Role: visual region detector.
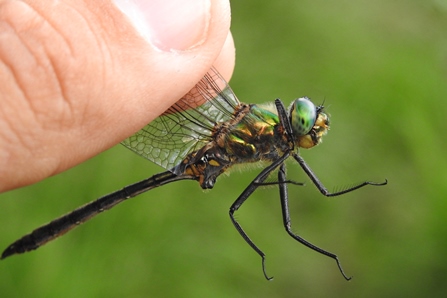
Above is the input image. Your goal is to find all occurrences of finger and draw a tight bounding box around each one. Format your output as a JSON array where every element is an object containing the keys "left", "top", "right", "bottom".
[
  {"left": 0, "top": 0, "right": 232, "bottom": 191},
  {"left": 214, "top": 32, "right": 236, "bottom": 82}
]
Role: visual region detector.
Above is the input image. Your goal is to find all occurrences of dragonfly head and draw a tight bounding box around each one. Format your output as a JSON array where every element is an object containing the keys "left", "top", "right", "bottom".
[{"left": 289, "top": 97, "right": 330, "bottom": 149}]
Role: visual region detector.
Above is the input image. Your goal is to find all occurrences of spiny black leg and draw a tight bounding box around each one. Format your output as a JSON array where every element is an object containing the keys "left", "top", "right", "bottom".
[
  {"left": 254, "top": 180, "right": 304, "bottom": 186},
  {"left": 229, "top": 151, "right": 290, "bottom": 280},
  {"left": 277, "top": 163, "right": 352, "bottom": 280},
  {"left": 274, "top": 99, "right": 294, "bottom": 137},
  {"left": 292, "top": 153, "right": 387, "bottom": 196}
]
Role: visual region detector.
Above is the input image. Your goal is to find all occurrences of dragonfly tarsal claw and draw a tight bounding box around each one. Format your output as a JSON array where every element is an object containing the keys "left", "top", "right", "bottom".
[
  {"left": 335, "top": 257, "right": 352, "bottom": 281},
  {"left": 261, "top": 256, "right": 274, "bottom": 281},
  {"left": 368, "top": 179, "right": 388, "bottom": 186}
]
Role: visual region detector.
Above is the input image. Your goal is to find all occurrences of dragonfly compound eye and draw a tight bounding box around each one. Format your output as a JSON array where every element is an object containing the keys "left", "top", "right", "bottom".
[{"left": 289, "top": 97, "right": 317, "bottom": 136}]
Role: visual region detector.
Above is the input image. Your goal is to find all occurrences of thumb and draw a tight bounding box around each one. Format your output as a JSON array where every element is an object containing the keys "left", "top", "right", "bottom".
[{"left": 0, "top": 0, "right": 233, "bottom": 192}]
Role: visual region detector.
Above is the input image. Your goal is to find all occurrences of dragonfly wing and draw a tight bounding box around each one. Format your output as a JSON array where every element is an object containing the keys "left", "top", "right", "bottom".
[{"left": 122, "top": 68, "right": 241, "bottom": 172}]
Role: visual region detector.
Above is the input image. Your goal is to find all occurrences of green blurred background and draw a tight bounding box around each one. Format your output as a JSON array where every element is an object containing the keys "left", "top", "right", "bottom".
[{"left": 1, "top": 0, "right": 447, "bottom": 297}]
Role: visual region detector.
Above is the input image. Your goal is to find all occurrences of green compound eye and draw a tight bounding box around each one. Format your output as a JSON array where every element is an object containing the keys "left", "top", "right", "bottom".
[{"left": 289, "top": 97, "right": 317, "bottom": 136}]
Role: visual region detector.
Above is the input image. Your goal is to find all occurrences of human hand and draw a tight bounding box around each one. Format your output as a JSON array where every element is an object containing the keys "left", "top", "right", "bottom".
[{"left": 0, "top": 0, "right": 234, "bottom": 192}]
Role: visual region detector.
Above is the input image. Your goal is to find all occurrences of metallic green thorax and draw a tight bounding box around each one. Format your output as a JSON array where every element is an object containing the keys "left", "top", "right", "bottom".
[
  {"left": 222, "top": 104, "right": 283, "bottom": 162},
  {"left": 219, "top": 97, "right": 329, "bottom": 164}
]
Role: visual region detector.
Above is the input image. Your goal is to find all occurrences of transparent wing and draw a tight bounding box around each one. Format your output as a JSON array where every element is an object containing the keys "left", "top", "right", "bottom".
[{"left": 122, "top": 67, "right": 241, "bottom": 171}]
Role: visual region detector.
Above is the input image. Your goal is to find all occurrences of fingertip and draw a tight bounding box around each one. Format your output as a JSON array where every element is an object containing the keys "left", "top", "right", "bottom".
[
  {"left": 107, "top": 0, "right": 233, "bottom": 130},
  {"left": 113, "top": 0, "right": 212, "bottom": 52},
  {"left": 214, "top": 32, "right": 236, "bottom": 83}
]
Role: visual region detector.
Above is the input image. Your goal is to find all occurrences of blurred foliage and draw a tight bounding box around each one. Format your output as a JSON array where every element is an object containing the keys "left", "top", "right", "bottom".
[{"left": 1, "top": 0, "right": 447, "bottom": 297}]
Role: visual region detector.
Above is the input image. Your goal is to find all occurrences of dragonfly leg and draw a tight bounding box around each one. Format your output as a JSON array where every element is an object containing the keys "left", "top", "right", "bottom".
[
  {"left": 274, "top": 99, "right": 294, "bottom": 137},
  {"left": 229, "top": 152, "right": 290, "bottom": 281},
  {"left": 292, "top": 153, "right": 387, "bottom": 196},
  {"left": 254, "top": 180, "right": 304, "bottom": 186},
  {"left": 277, "top": 163, "right": 352, "bottom": 281}
]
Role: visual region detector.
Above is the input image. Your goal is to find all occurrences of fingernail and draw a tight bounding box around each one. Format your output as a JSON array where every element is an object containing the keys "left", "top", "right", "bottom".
[{"left": 113, "top": 0, "right": 211, "bottom": 52}]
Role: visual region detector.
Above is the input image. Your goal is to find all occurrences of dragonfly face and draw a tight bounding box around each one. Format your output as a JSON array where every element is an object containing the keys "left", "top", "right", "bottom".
[{"left": 289, "top": 98, "right": 330, "bottom": 149}]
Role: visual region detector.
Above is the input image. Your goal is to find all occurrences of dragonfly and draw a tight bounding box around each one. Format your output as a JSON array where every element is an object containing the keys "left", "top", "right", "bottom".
[{"left": 1, "top": 67, "right": 386, "bottom": 280}]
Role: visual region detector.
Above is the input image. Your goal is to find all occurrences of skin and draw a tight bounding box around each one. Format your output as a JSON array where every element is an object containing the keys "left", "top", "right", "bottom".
[{"left": 0, "top": 0, "right": 235, "bottom": 192}]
